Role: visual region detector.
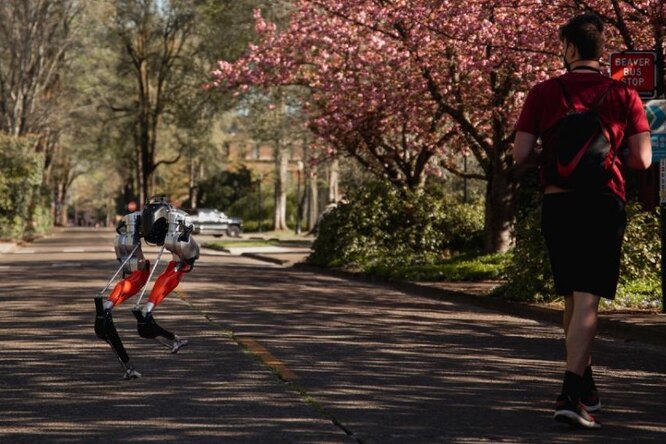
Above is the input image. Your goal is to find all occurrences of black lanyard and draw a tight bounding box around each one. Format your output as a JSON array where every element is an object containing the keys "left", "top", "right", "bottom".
[{"left": 571, "top": 66, "right": 602, "bottom": 74}]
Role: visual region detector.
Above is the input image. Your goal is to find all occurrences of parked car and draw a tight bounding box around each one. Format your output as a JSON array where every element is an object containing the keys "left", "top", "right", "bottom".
[{"left": 185, "top": 208, "right": 243, "bottom": 237}]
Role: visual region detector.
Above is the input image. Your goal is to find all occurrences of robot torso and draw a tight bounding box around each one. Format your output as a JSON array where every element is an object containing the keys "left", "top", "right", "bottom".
[
  {"left": 164, "top": 209, "right": 200, "bottom": 269},
  {"left": 114, "top": 211, "right": 147, "bottom": 274}
]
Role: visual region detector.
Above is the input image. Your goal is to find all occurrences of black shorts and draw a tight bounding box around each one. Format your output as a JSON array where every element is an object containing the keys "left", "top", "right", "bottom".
[{"left": 541, "top": 191, "right": 626, "bottom": 300}]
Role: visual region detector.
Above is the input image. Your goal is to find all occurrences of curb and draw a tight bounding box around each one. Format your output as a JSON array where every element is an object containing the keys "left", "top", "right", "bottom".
[
  {"left": 241, "top": 252, "right": 290, "bottom": 266},
  {"left": 293, "top": 263, "right": 666, "bottom": 349}
]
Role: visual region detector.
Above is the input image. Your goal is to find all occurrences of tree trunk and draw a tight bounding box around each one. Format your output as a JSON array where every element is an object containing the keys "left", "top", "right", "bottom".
[
  {"left": 106, "top": 196, "right": 114, "bottom": 227},
  {"left": 328, "top": 158, "right": 340, "bottom": 203},
  {"left": 189, "top": 157, "right": 198, "bottom": 209},
  {"left": 140, "top": 131, "right": 152, "bottom": 204},
  {"left": 484, "top": 163, "right": 518, "bottom": 253},
  {"left": 307, "top": 169, "right": 318, "bottom": 231},
  {"left": 273, "top": 141, "right": 288, "bottom": 230},
  {"left": 61, "top": 200, "right": 69, "bottom": 227},
  {"left": 54, "top": 181, "right": 66, "bottom": 226},
  {"left": 135, "top": 135, "right": 145, "bottom": 206}
]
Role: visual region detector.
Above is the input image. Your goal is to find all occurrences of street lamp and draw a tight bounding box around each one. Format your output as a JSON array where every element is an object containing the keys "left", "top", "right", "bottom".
[{"left": 295, "top": 160, "right": 304, "bottom": 235}]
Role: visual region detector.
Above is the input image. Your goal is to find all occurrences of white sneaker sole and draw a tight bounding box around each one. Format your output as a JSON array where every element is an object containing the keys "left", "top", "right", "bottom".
[
  {"left": 582, "top": 401, "right": 601, "bottom": 413},
  {"left": 554, "top": 409, "right": 601, "bottom": 429}
]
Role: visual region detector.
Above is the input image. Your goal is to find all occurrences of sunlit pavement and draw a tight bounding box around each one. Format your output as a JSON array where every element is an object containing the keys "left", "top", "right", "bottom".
[{"left": 1, "top": 228, "right": 665, "bottom": 443}]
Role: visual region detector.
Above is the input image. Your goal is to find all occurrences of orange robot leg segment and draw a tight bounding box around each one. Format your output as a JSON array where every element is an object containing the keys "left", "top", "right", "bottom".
[
  {"left": 108, "top": 268, "right": 150, "bottom": 307},
  {"left": 147, "top": 261, "right": 186, "bottom": 308}
]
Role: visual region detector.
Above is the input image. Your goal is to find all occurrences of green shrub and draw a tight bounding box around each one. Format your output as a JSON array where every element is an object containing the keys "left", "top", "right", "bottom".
[
  {"left": 227, "top": 190, "right": 275, "bottom": 231},
  {"left": 194, "top": 166, "right": 253, "bottom": 210},
  {"left": 27, "top": 193, "right": 54, "bottom": 239},
  {"left": 0, "top": 134, "right": 49, "bottom": 241},
  {"left": 614, "top": 204, "right": 661, "bottom": 310},
  {"left": 495, "top": 204, "right": 553, "bottom": 302},
  {"left": 498, "top": 200, "right": 662, "bottom": 309},
  {"left": 307, "top": 180, "right": 485, "bottom": 270},
  {"left": 241, "top": 220, "right": 271, "bottom": 233},
  {"left": 621, "top": 205, "right": 660, "bottom": 283}
]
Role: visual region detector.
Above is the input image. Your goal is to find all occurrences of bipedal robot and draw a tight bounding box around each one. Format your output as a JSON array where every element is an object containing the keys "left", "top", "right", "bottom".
[{"left": 94, "top": 196, "right": 199, "bottom": 379}]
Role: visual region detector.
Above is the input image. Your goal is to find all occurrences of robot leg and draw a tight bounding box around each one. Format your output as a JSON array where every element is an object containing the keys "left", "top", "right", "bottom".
[
  {"left": 132, "top": 309, "right": 188, "bottom": 353},
  {"left": 94, "top": 268, "right": 148, "bottom": 378},
  {"left": 106, "top": 266, "right": 150, "bottom": 309},
  {"left": 146, "top": 261, "right": 186, "bottom": 309},
  {"left": 94, "top": 298, "right": 141, "bottom": 379},
  {"left": 132, "top": 309, "right": 174, "bottom": 340},
  {"left": 134, "top": 261, "right": 188, "bottom": 353}
]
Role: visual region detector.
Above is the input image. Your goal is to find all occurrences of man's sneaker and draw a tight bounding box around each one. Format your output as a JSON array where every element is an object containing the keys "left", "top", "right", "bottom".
[
  {"left": 581, "top": 389, "right": 601, "bottom": 413},
  {"left": 171, "top": 336, "right": 189, "bottom": 354},
  {"left": 123, "top": 367, "right": 142, "bottom": 380},
  {"left": 554, "top": 395, "right": 601, "bottom": 429}
]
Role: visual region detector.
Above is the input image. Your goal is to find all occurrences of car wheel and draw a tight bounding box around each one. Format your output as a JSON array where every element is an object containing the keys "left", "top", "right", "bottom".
[{"left": 227, "top": 225, "right": 241, "bottom": 237}]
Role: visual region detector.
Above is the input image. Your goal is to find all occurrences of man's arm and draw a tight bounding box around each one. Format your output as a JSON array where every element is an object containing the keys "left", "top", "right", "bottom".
[
  {"left": 624, "top": 132, "right": 652, "bottom": 170},
  {"left": 513, "top": 131, "right": 538, "bottom": 164}
]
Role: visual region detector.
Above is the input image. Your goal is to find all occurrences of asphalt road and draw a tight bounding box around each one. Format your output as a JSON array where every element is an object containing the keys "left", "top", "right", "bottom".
[{"left": 1, "top": 228, "right": 665, "bottom": 443}]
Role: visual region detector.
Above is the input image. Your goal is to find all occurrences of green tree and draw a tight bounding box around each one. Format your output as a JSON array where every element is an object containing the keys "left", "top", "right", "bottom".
[
  {"left": 0, "top": 0, "right": 79, "bottom": 234},
  {"left": 196, "top": 166, "right": 253, "bottom": 211},
  {"left": 0, "top": 135, "right": 47, "bottom": 239},
  {"left": 105, "top": 0, "right": 199, "bottom": 204}
]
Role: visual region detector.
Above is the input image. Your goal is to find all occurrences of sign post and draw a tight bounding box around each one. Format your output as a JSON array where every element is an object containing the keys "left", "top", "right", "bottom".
[
  {"left": 645, "top": 100, "right": 666, "bottom": 313},
  {"left": 616, "top": 49, "right": 663, "bottom": 312},
  {"left": 661, "top": 158, "right": 666, "bottom": 313},
  {"left": 610, "top": 51, "right": 657, "bottom": 100}
]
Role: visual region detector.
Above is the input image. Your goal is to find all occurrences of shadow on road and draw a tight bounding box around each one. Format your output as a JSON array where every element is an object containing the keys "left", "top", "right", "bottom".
[{"left": 1, "top": 244, "right": 665, "bottom": 443}]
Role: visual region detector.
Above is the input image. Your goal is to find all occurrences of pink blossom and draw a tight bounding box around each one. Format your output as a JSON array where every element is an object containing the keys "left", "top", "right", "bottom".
[{"left": 207, "top": 0, "right": 660, "bottom": 189}]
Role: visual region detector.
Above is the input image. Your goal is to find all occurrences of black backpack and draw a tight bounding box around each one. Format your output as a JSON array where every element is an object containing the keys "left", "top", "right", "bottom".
[{"left": 542, "top": 79, "right": 617, "bottom": 190}]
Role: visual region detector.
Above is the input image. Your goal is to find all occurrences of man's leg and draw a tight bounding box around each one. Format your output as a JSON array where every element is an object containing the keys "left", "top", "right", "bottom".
[
  {"left": 565, "top": 291, "right": 600, "bottom": 376},
  {"left": 555, "top": 291, "right": 601, "bottom": 428},
  {"left": 564, "top": 294, "right": 599, "bottom": 408},
  {"left": 563, "top": 295, "right": 593, "bottom": 365}
]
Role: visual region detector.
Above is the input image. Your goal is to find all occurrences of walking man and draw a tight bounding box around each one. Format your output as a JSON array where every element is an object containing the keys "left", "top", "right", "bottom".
[{"left": 513, "top": 13, "right": 652, "bottom": 428}]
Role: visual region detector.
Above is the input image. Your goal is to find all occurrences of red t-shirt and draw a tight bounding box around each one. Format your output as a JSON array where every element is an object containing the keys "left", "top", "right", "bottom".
[{"left": 515, "top": 71, "right": 650, "bottom": 201}]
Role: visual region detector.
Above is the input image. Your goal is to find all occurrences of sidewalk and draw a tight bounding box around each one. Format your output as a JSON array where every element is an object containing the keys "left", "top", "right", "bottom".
[
  {"left": 230, "top": 244, "right": 666, "bottom": 349},
  {"left": 403, "top": 279, "right": 666, "bottom": 349},
  {"left": 204, "top": 234, "right": 313, "bottom": 267},
  {"left": 0, "top": 242, "right": 16, "bottom": 253}
]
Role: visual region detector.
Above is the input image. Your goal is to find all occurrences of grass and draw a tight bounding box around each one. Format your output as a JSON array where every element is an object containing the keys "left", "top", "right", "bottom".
[
  {"left": 243, "top": 230, "right": 316, "bottom": 241},
  {"left": 364, "top": 251, "right": 662, "bottom": 312},
  {"left": 203, "top": 240, "right": 281, "bottom": 250},
  {"left": 203, "top": 236, "right": 314, "bottom": 250},
  {"left": 204, "top": 239, "right": 663, "bottom": 312},
  {"left": 366, "top": 252, "right": 510, "bottom": 282}
]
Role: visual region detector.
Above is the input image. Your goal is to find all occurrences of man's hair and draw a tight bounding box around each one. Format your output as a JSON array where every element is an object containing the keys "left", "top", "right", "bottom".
[{"left": 559, "top": 13, "right": 605, "bottom": 60}]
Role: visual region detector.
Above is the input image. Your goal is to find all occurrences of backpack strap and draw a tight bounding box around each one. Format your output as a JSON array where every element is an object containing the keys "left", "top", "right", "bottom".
[
  {"left": 555, "top": 78, "right": 613, "bottom": 112},
  {"left": 555, "top": 78, "right": 576, "bottom": 111}
]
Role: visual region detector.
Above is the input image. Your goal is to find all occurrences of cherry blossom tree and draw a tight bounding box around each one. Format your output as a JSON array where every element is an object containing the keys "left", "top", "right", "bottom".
[{"left": 208, "top": 1, "right": 660, "bottom": 252}]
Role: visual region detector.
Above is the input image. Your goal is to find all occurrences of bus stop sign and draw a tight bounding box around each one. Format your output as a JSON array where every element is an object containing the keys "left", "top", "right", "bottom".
[{"left": 610, "top": 51, "right": 657, "bottom": 100}]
